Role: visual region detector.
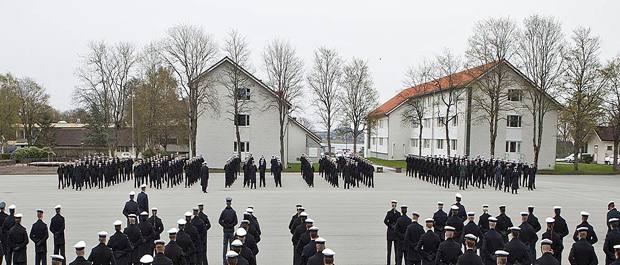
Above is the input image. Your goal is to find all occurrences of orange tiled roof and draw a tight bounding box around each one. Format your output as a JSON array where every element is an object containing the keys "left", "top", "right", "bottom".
[{"left": 371, "top": 61, "right": 499, "bottom": 116}]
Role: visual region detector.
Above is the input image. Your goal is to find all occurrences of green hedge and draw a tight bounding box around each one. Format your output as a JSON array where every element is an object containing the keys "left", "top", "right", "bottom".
[
  {"left": 141, "top": 149, "right": 168, "bottom": 159},
  {"left": 11, "top": 147, "right": 54, "bottom": 160},
  {"left": 1, "top": 153, "right": 11, "bottom": 160}
]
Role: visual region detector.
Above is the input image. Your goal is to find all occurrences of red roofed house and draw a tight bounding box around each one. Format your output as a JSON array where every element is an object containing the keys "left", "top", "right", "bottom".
[{"left": 365, "top": 60, "right": 560, "bottom": 169}]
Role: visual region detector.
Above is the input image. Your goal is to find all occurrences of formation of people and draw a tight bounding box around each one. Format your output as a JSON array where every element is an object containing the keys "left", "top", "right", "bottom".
[
  {"left": 316, "top": 154, "right": 375, "bottom": 189},
  {"left": 288, "top": 203, "right": 337, "bottom": 265},
  {"left": 406, "top": 155, "right": 538, "bottom": 193},
  {"left": 222, "top": 154, "right": 284, "bottom": 189},
  {"left": 384, "top": 193, "right": 620, "bottom": 265}
]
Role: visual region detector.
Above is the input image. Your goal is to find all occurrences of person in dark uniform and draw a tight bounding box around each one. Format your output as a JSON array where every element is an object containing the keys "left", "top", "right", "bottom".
[
  {"left": 394, "top": 205, "right": 411, "bottom": 265},
  {"left": 460, "top": 212, "right": 482, "bottom": 251},
  {"left": 190, "top": 209, "right": 206, "bottom": 265},
  {"left": 30, "top": 209, "right": 49, "bottom": 265},
  {"left": 481, "top": 217, "right": 504, "bottom": 265},
  {"left": 495, "top": 205, "right": 513, "bottom": 243},
  {"left": 504, "top": 227, "right": 531, "bottom": 265},
  {"left": 537, "top": 239, "right": 559, "bottom": 265},
  {"left": 568, "top": 227, "right": 597, "bottom": 265},
  {"left": 433, "top": 202, "right": 447, "bottom": 241},
  {"left": 449, "top": 194, "right": 466, "bottom": 221},
  {"left": 164, "top": 229, "right": 185, "bottom": 265},
  {"left": 322, "top": 249, "right": 336, "bottom": 265},
  {"left": 300, "top": 228, "right": 319, "bottom": 265},
  {"left": 494, "top": 250, "right": 508, "bottom": 265},
  {"left": 0, "top": 202, "right": 8, "bottom": 265},
  {"left": 88, "top": 231, "right": 115, "bottom": 265},
  {"left": 306, "top": 237, "right": 326, "bottom": 265},
  {"left": 404, "top": 212, "right": 424, "bottom": 265},
  {"left": 197, "top": 203, "right": 211, "bottom": 265},
  {"left": 2, "top": 205, "right": 16, "bottom": 265},
  {"left": 518, "top": 212, "right": 537, "bottom": 263},
  {"left": 249, "top": 160, "right": 257, "bottom": 190},
  {"left": 137, "top": 186, "right": 149, "bottom": 215},
  {"left": 607, "top": 202, "right": 620, "bottom": 233},
  {"left": 200, "top": 163, "right": 209, "bottom": 193},
  {"left": 384, "top": 200, "right": 401, "bottom": 265},
  {"left": 148, "top": 208, "right": 164, "bottom": 242},
  {"left": 123, "top": 192, "right": 139, "bottom": 225},
  {"left": 478, "top": 205, "right": 490, "bottom": 235},
  {"left": 553, "top": 206, "right": 569, "bottom": 250},
  {"left": 610, "top": 245, "right": 620, "bottom": 265},
  {"left": 152, "top": 240, "right": 172, "bottom": 265},
  {"left": 573, "top": 211, "right": 598, "bottom": 245},
  {"left": 108, "top": 220, "right": 132, "bottom": 265},
  {"left": 176, "top": 219, "right": 196, "bottom": 265},
  {"left": 435, "top": 226, "right": 461, "bottom": 265},
  {"left": 219, "top": 197, "right": 237, "bottom": 265},
  {"left": 69, "top": 241, "right": 91, "bottom": 265},
  {"left": 542, "top": 217, "right": 563, "bottom": 264},
  {"left": 223, "top": 251, "right": 238, "bottom": 265},
  {"left": 258, "top": 155, "right": 266, "bottom": 188},
  {"left": 138, "top": 212, "right": 155, "bottom": 258},
  {"left": 51, "top": 255, "right": 65, "bottom": 265},
  {"left": 604, "top": 218, "right": 620, "bottom": 265},
  {"left": 139, "top": 255, "right": 153, "bottom": 265},
  {"left": 416, "top": 219, "right": 440, "bottom": 265},
  {"left": 51, "top": 205, "right": 66, "bottom": 265},
  {"left": 456, "top": 234, "right": 482, "bottom": 265},
  {"left": 446, "top": 206, "right": 464, "bottom": 242},
  {"left": 7, "top": 213, "right": 28, "bottom": 265},
  {"left": 124, "top": 215, "right": 145, "bottom": 265}
]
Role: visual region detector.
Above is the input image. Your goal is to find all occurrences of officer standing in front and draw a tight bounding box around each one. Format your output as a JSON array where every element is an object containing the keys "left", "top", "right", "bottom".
[
  {"left": 218, "top": 197, "right": 237, "bottom": 265},
  {"left": 50, "top": 205, "right": 66, "bottom": 265},
  {"left": 384, "top": 200, "right": 400, "bottom": 265},
  {"left": 30, "top": 209, "right": 49, "bottom": 265}
]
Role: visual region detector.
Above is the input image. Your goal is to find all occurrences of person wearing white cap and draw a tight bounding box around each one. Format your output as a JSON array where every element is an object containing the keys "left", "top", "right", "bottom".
[
  {"left": 31, "top": 209, "right": 49, "bottom": 265},
  {"left": 418, "top": 218, "right": 440, "bottom": 265},
  {"left": 478, "top": 205, "right": 490, "bottom": 235},
  {"left": 481, "top": 217, "right": 504, "bottom": 265},
  {"left": 137, "top": 185, "right": 149, "bottom": 214},
  {"left": 51, "top": 254, "right": 64, "bottom": 265},
  {"left": 433, "top": 202, "right": 448, "bottom": 241},
  {"left": 175, "top": 219, "right": 197, "bottom": 265},
  {"left": 552, "top": 206, "right": 569, "bottom": 245},
  {"left": 50, "top": 204, "right": 66, "bottom": 265},
  {"left": 87, "top": 231, "right": 114, "bottom": 265},
  {"left": 604, "top": 218, "right": 620, "bottom": 265},
  {"left": 541, "top": 217, "right": 563, "bottom": 263},
  {"left": 450, "top": 194, "right": 466, "bottom": 221},
  {"left": 517, "top": 212, "right": 537, "bottom": 262},
  {"left": 307, "top": 237, "right": 326, "bottom": 265},
  {"left": 224, "top": 251, "right": 238, "bottom": 265},
  {"left": 228, "top": 240, "right": 247, "bottom": 265},
  {"left": 200, "top": 161, "right": 209, "bottom": 193},
  {"left": 536, "top": 239, "right": 557, "bottom": 265},
  {"left": 457, "top": 234, "right": 482, "bottom": 264},
  {"left": 231, "top": 235, "right": 254, "bottom": 265},
  {"left": 572, "top": 211, "right": 598, "bottom": 245},
  {"left": 2, "top": 204, "right": 17, "bottom": 264},
  {"left": 446, "top": 205, "right": 465, "bottom": 241},
  {"left": 107, "top": 221, "right": 131, "bottom": 265},
  {"left": 404, "top": 211, "right": 424, "bottom": 264},
  {"left": 495, "top": 250, "right": 509, "bottom": 265},
  {"left": 394, "top": 205, "right": 411, "bottom": 265},
  {"left": 124, "top": 214, "right": 144, "bottom": 265},
  {"left": 568, "top": 226, "right": 597, "bottom": 265},
  {"left": 496, "top": 205, "right": 513, "bottom": 243},
  {"left": 122, "top": 192, "right": 139, "bottom": 225},
  {"left": 322, "top": 248, "right": 335, "bottom": 265},
  {"left": 189, "top": 208, "right": 207, "bottom": 265},
  {"left": 69, "top": 241, "right": 88, "bottom": 265},
  {"left": 148, "top": 207, "right": 164, "bottom": 243},
  {"left": 8, "top": 213, "right": 27, "bottom": 265},
  {"left": 137, "top": 212, "right": 156, "bottom": 261},
  {"left": 219, "top": 197, "right": 238, "bottom": 265},
  {"left": 384, "top": 200, "right": 401, "bottom": 264},
  {"left": 300, "top": 226, "right": 320, "bottom": 265},
  {"left": 165, "top": 228, "right": 185, "bottom": 265},
  {"left": 608, "top": 201, "right": 620, "bottom": 233},
  {"left": 461, "top": 212, "right": 482, "bottom": 250},
  {"left": 526, "top": 205, "right": 542, "bottom": 235},
  {"left": 436, "top": 226, "right": 462, "bottom": 265},
  {"left": 139, "top": 254, "right": 153, "bottom": 265},
  {"left": 504, "top": 227, "right": 531, "bottom": 265}
]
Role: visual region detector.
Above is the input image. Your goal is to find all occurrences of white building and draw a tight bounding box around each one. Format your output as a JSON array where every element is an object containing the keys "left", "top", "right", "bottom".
[
  {"left": 195, "top": 57, "right": 322, "bottom": 168},
  {"left": 365, "top": 60, "right": 560, "bottom": 169},
  {"left": 584, "top": 126, "right": 617, "bottom": 164}
]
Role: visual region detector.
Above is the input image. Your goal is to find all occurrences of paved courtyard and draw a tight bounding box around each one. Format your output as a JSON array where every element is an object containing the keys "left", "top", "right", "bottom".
[{"left": 0, "top": 170, "right": 619, "bottom": 264}]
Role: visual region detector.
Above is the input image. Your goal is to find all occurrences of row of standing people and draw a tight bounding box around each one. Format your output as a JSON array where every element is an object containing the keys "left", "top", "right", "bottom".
[
  {"left": 316, "top": 154, "right": 375, "bottom": 189},
  {"left": 288, "top": 204, "right": 337, "bottom": 265}
]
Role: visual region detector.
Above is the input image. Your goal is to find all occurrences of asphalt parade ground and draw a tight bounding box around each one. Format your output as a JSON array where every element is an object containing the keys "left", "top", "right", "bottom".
[{"left": 1, "top": 171, "right": 619, "bottom": 264}]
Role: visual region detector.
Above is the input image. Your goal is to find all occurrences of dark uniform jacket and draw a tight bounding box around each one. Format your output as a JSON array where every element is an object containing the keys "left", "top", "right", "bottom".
[
  {"left": 88, "top": 242, "right": 116, "bottom": 265},
  {"left": 394, "top": 215, "right": 412, "bottom": 251},
  {"left": 446, "top": 216, "right": 464, "bottom": 240},
  {"left": 8, "top": 222, "right": 29, "bottom": 264},
  {"left": 240, "top": 245, "right": 256, "bottom": 265},
  {"left": 175, "top": 230, "right": 195, "bottom": 264},
  {"left": 29, "top": 219, "right": 49, "bottom": 253},
  {"left": 572, "top": 221, "right": 598, "bottom": 245},
  {"left": 568, "top": 238, "right": 597, "bottom": 265},
  {"left": 603, "top": 229, "right": 620, "bottom": 265},
  {"left": 536, "top": 252, "right": 559, "bottom": 265},
  {"left": 300, "top": 240, "right": 317, "bottom": 265},
  {"left": 123, "top": 224, "right": 145, "bottom": 264},
  {"left": 153, "top": 252, "right": 173, "bottom": 265},
  {"left": 416, "top": 230, "right": 441, "bottom": 265},
  {"left": 481, "top": 229, "right": 504, "bottom": 265},
  {"left": 69, "top": 256, "right": 92, "bottom": 265},
  {"left": 384, "top": 208, "right": 401, "bottom": 241},
  {"left": 553, "top": 214, "right": 569, "bottom": 239},
  {"left": 122, "top": 200, "right": 139, "bottom": 220},
  {"left": 496, "top": 213, "right": 513, "bottom": 242},
  {"left": 200, "top": 166, "right": 209, "bottom": 187},
  {"left": 148, "top": 215, "right": 164, "bottom": 240},
  {"left": 218, "top": 206, "right": 237, "bottom": 233},
  {"left": 405, "top": 221, "right": 425, "bottom": 262},
  {"left": 478, "top": 213, "right": 490, "bottom": 234},
  {"left": 527, "top": 213, "right": 542, "bottom": 233},
  {"left": 191, "top": 217, "right": 207, "bottom": 252},
  {"left": 107, "top": 231, "right": 132, "bottom": 265},
  {"left": 505, "top": 237, "right": 531, "bottom": 265},
  {"left": 518, "top": 221, "right": 538, "bottom": 248},
  {"left": 434, "top": 209, "right": 448, "bottom": 239},
  {"left": 137, "top": 192, "right": 149, "bottom": 214},
  {"left": 456, "top": 249, "right": 483, "bottom": 265},
  {"left": 435, "top": 238, "right": 462, "bottom": 265},
  {"left": 542, "top": 230, "right": 564, "bottom": 262},
  {"left": 50, "top": 213, "right": 65, "bottom": 245},
  {"left": 164, "top": 240, "right": 186, "bottom": 265},
  {"left": 461, "top": 220, "right": 483, "bottom": 248},
  {"left": 307, "top": 251, "right": 324, "bottom": 265},
  {"left": 138, "top": 220, "right": 155, "bottom": 256}
]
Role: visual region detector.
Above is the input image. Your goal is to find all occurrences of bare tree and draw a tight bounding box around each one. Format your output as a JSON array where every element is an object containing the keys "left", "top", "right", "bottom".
[
  {"left": 74, "top": 40, "right": 137, "bottom": 155},
  {"left": 601, "top": 56, "right": 620, "bottom": 171},
  {"left": 16, "top": 77, "right": 51, "bottom": 146},
  {"left": 221, "top": 29, "right": 253, "bottom": 159},
  {"left": 160, "top": 24, "right": 219, "bottom": 157},
  {"left": 517, "top": 14, "right": 566, "bottom": 167},
  {"left": 560, "top": 27, "right": 606, "bottom": 171},
  {"left": 466, "top": 16, "right": 518, "bottom": 157},
  {"left": 401, "top": 59, "right": 434, "bottom": 156},
  {"left": 339, "top": 57, "right": 379, "bottom": 154},
  {"left": 433, "top": 49, "right": 464, "bottom": 156},
  {"left": 296, "top": 117, "right": 315, "bottom": 131},
  {"left": 307, "top": 47, "right": 342, "bottom": 154},
  {"left": 262, "top": 38, "right": 305, "bottom": 163}
]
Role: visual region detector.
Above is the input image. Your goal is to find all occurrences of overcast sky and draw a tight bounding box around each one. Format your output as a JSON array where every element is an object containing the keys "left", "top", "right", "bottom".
[{"left": 1, "top": 0, "right": 619, "bottom": 124}]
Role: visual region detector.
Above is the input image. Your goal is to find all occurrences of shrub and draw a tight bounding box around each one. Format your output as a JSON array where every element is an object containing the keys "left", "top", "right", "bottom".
[
  {"left": 10, "top": 147, "right": 54, "bottom": 160},
  {"left": 582, "top": 154, "right": 594, "bottom": 164},
  {"left": 0, "top": 153, "right": 11, "bottom": 160},
  {"left": 141, "top": 149, "right": 168, "bottom": 159}
]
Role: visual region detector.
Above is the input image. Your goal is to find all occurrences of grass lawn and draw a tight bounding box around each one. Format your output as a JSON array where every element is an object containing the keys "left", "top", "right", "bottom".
[
  {"left": 367, "top": 157, "right": 406, "bottom": 169},
  {"left": 538, "top": 162, "right": 620, "bottom": 175}
]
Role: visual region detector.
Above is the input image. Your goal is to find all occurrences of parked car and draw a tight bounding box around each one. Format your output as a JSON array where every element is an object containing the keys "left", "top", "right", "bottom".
[
  {"left": 605, "top": 155, "right": 620, "bottom": 165},
  {"left": 120, "top": 152, "right": 135, "bottom": 159},
  {"left": 564, "top": 154, "right": 575, "bottom": 163}
]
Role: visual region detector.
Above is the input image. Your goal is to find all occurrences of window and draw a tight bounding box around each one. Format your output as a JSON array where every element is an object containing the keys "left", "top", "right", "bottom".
[
  {"left": 436, "top": 139, "right": 444, "bottom": 149},
  {"left": 508, "top": 89, "right": 522, "bottom": 102},
  {"left": 372, "top": 137, "right": 376, "bottom": 145},
  {"left": 411, "top": 139, "right": 419, "bottom": 148},
  {"left": 505, "top": 141, "right": 521, "bottom": 153},
  {"left": 426, "top": 98, "right": 431, "bottom": 107},
  {"left": 452, "top": 115, "right": 458, "bottom": 126},
  {"left": 423, "top": 118, "right": 431, "bottom": 127},
  {"left": 379, "top": 120, "right": 385, "bottom": 128},
  {"left": 233, "top": 141, "right": 250, "bottom": 152},
  {"left": 507, "top": 115, "right": 522, "bottom": 128},
  {"left": 423, "top": 139, "right": 431, "bottom": 148},
  {"left": 608, "top": 146, "right": 613, "bottom": 151},
  {"left": 235, "top": 114, "right": 250, "bottom": 126},
  {"left": 451, "top": 139, "right": 457, "bottom": 150},
  {"left": 438, "top": 117, "right": 445, "bottom": 127},
  {"left": 379, "top": 138, "right": 384, "bottom": 146},
  {"left": 237, "top": 88, "right": 250, "bottom": 100}
]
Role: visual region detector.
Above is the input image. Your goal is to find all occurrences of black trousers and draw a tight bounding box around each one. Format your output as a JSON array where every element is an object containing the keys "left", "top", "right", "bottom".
[
  {"left": 35, "top": 251, "right": 46, "bottom": 265},
  {"left": 387, "top": 240, "right": 396, "bottom": 265},
  {"left": 54, "top": 244, "right": 65, "bottom": 265},
  {"left": 259, "top": 172, "right": 266, "bottom": 187},
  {"left": 5, "top": 249, "right": 12, "bottom": 265},
  {"left": 396, "top": 247, "right": 406, "bottom": 265}
]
